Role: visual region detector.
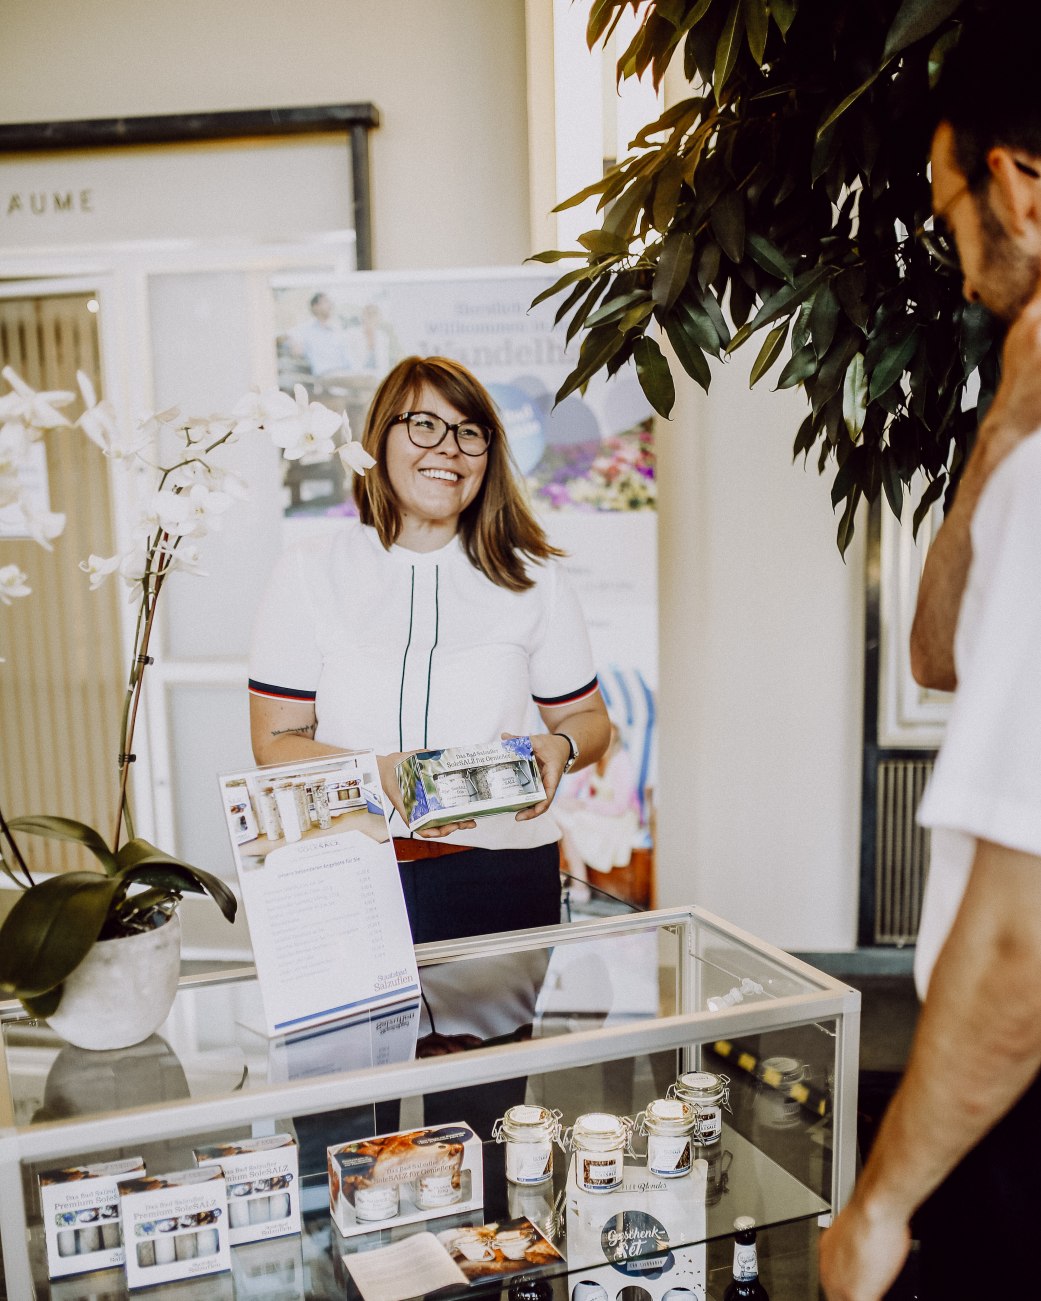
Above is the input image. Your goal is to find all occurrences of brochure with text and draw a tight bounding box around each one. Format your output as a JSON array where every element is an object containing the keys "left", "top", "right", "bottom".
[{"left": 218, "top": 752, "right": 419, "bottom": 1036}]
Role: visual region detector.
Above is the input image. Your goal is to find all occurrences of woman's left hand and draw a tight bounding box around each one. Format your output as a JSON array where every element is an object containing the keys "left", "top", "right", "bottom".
[{"left": 511, "top": 731, "right": 573, "bottom": 821}]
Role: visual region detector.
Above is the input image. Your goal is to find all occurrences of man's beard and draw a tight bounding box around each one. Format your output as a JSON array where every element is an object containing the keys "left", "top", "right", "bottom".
[{"left": 977, "top": 189, "right": 1041, "bottom": 322}]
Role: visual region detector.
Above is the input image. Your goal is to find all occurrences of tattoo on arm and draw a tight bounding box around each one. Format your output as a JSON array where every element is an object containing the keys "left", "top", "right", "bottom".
[{"left": 270, "top": 723, "right": 317, "bottom": 740}]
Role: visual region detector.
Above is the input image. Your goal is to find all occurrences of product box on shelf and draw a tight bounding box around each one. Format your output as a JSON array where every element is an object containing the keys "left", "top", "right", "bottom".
[
  {"left": 38, "top": 1156, "right": 145, "bottom": 1279},
  {"left": 565, "top": 1159, "right": 709, "bottom": 1300},
  {"left": 117, "top": 1167, "right": 231, "bottom": 1289},
  {"left": 396, "top": 738, "right": 545, "bottom": 830},
  {"left": 328, "top": 1122, "right": 483, "bottom": 1238},
  {"left": 194, "top": 1133, "right": 300, "bottom": 1245}
]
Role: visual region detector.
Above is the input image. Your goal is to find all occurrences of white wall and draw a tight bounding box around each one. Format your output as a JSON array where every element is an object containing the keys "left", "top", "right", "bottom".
[
  {"left": 656, "top": 353, "right": 865, "bottom": 950},
  {"left": 0, "top": 0, "right": 531, "bottom": 269}
]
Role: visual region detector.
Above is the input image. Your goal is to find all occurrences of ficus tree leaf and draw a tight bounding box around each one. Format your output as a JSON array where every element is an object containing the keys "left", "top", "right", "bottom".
[
  {"left": 750, "top": 321, "right": 790, "bottom": 386},
  {"left": 634, "top": 336, "right": 677, "bottom": 416},
  {"left": 540, "top": 0, "right": 990, "bottom": 553}
]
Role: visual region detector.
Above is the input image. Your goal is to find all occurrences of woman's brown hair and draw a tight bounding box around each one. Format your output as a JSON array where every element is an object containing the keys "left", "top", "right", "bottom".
[{"left": 353, "top": 356, "right": 563, "bottom": 591}]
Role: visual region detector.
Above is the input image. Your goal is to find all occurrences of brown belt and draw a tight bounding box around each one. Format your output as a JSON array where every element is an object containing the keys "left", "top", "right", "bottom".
[{"left": 393, "top": 836, "right": 472, "bottom": 862}]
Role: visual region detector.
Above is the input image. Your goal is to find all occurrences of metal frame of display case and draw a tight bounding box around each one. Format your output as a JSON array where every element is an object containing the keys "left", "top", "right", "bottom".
[{"left": 0, "top": 906, "right": 860, "bottom": 1297}]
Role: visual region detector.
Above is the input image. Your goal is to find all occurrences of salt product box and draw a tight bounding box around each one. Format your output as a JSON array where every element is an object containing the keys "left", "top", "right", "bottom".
[
  {"left": 328, "top": 1122, "right": 483, "bottom": 1238},
  {"left": 396, "top": 737, "right": 545, "bottom": 831},
  {"left": 565, "top": 1159, "right": 709, "bottom": 1299},
  {"left": 194, "top": 1133, "right": 300, "bottom": 1245},
  {"left": 118, "top": 1167, "right": 231, "bottom": 1289},
  {"left": 38, "top": 1156, "right": 145, "bottom": 1278}
]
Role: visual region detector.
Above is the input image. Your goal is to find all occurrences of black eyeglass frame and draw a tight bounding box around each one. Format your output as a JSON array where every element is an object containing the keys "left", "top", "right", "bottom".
[
  {"left": 915, "top": 156, "right": 1041, "bottom": 271},
  {"left": 392, "top": 410, "right": 493, "bottom": 458}
]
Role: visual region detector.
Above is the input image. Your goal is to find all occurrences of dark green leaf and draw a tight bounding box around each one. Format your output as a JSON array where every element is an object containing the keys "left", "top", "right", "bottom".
[
  {"left": 565, "top": 278, "right": 612, "bottom": 344},
  {"left": 22, "top": 986, "right": 63, "bottom": 1019},
  {"left": 913, "top": 473, "right": 946, "bottom": 537},
  {"left": 553, "top": 276, "right": 597, "bottom": 328},
  {"left": 0, "top": 871, "right": 119, "bottom": 998},
  {"left": 586, "top": 290, "right": 649, "bottom": 328},
  {"left": 114, "top": 841, "right": 238, "bottom": 924},
  {"left": 653, "top": 231, "right": 696, "bottom": 309},
  {"left": 869, "top": 330, "right": 919, "bottom": 401},
  {"left": 9, "top": 816, "right": 117, "bottom": 875},
  {"left": 881, "top": 451, "right": 904, "bottom": 520},
  {"left": 776, "top": 343, "right": 818, "bottom": 389},
  {"left": 730, "top": 265, "right": 828, "bottom": 347},
  {"left": 768, "top": 0, "right": 797, "bottom": 37},
  {"left": 882, "top": 0, "right": 962, "bottom": 63},
  {"left": 556, "top": 326, "right": 629, "bottom": 404},
  {"left": 530, "top": 265, "right": 596, "bottom": 310},
  {"left": 526, "top": 249, "right": 586, "bottom": 265},
  {"left": 836, "top": 484, "right": 863, "bottom": 557},
  {"left": 578, "top": 229, "right": 630, "bottom": 256},
  {"left": 817, "top": 72, "right": 878, "bottom": 137},
  {"left": 664, "top": 313, "right": 712, "bottom": 390},
  {"left": 750, "top": 321, "right": 789, "bottom": 386},
  {"left": 746, "top": 232, "right": 794, "bottom": 284},
  {"left": 633, "top": 336, "right": 676, "bottom": 417},
  {"left": 710, "top": 190, "right": 745, "bottom": 263},
  {"left": 603, "top": 176, "right": 653, "bottom": 240},
  {"left": 808, "top": 284, "right": 841, "bottom": 356},
  {"left": 651, "top": 156, "right": 686, "bottom": 231},
  {"left": 676, "top": 297, "right": 723, "bottom": 352},
  {"left": 742, "top": 0, "right": 769, "bottom": 64},
  {"left": 712, "top": 3, "right": 743, "bottom": 102}
]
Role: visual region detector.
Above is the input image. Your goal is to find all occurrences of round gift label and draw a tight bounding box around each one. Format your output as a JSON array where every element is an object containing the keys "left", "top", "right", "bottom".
[{"left": 600, "top": 1210, "right": 674, "bottom": 1278}]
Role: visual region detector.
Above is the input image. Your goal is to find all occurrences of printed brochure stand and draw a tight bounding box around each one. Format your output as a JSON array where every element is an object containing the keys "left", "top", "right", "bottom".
[{"left": 219, "top": 752, "right": 419, "bottom": 1037}]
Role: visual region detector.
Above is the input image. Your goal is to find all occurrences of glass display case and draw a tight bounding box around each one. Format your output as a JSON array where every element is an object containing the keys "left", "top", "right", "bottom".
[{"left": 0, "top": 906, "right": 860, "bottom": 1299}]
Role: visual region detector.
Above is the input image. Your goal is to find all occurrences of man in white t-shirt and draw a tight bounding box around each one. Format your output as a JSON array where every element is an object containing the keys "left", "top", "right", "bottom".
[{"left": 821, "top": 21, "right": 1041, "bottom": 1301}]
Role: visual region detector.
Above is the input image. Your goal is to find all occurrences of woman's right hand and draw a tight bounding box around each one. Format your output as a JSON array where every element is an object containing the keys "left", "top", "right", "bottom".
[{"left": 377, "top": 752, "right": 477, "bottom": 839}]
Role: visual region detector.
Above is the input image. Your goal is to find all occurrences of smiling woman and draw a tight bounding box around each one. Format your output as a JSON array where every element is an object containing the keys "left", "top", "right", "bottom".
[{"left": 247, "top": 355, "right": 610, "bottom": 943}]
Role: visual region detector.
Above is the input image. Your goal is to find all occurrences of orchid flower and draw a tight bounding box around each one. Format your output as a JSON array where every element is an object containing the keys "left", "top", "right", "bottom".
[
  {"left": 231, "top": 387, "right": 298, "bottom": 437},
  {"left": 269, "top": 384, "right": 343, "bottom": 463},
  {"left": 18, "top": 505, "right": 66, "bottom": 551},
  {"left": 156, "top": 540, "right": 208, "bottom": 577},
  {"left": 136, "top": 405, "right": 182, "bottom": 443},
  {"left": 0, "top": 564, "right": 31, "bottom": 605},
  {"left": 0, "top": 366, "right": 74, "bottom": 429},
  {"left": 152, "top": 484, "right": 233, "bottom": 538},
  {"left": 76, "top": 372, "right": 149, "bottom": 460},
  {"left": 79, "top": 553, "right": 122, "bottom": 591},
  {"left": 339, "top": 439, "right": 376, "bottom": 475}
]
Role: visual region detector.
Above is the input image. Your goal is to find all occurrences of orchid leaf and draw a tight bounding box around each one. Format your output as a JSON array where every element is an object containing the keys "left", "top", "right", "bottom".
[
  {"left": 8, "top": 815, "right": 117, "bottom": 874},
  {"left": 0, "top": 871, "right": 120, "bottom": 998}
]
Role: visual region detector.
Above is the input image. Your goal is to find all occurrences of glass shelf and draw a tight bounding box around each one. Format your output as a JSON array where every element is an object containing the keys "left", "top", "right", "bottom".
[{"left": 0, "top": 906, "right": 859, "bottom": 1299}]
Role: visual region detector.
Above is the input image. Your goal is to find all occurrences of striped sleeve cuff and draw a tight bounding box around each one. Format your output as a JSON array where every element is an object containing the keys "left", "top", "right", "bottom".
[
  {"left": 248, "top": 678, "right": 317, "bottom": 702},
  {"left": 533, "top": 675, "right": 600, "bottom": 708}
]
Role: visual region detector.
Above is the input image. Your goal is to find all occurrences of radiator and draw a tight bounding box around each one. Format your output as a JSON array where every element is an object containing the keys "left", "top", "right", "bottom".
[{"left": 874, "top": 759, "right": 933, "bottom": 946}]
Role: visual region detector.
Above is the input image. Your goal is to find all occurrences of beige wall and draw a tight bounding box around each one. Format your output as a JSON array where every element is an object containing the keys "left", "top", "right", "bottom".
[{"left": 0, "top": 0, "right": 531, "bottom": 268}]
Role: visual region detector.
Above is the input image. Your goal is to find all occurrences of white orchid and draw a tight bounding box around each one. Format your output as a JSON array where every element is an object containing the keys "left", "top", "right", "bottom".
[
  {"left": 151, "top": 483, "right": 232, "bottom": 538},
  {"left": 136, "top": 405, "right": 182, "bottom": 443},
  {"left": 339, "top": 439, "right": 376, "bottom": 476},
  {"left": 79, "top": 553, "right": 122, "bottom": 591},
  {"left": 231, "top": 387, "right": 298, "bottom": 438},
  {"left": 0, "top": 564, "right": 31, "bottom": 605},
  {"left": 269, "top": 384, "right": 343, "bottom": 463},
  {"left": 118, "top": 545, "right": 151, "bottom": 593},
  {"left": 0, "top": 366, "right": 75, "bottom": 429},
  {"left": 18, "top": 505, "right": 66, "bottom": 551},
  {"left": 156, "top": 539, "right": 208, "bottom": 577},
  {"left": 76, "top": 371, "right": 148, "bottom": 460},
  {"left": 183, "top": 415, "right": 235, "bottom": 446}
]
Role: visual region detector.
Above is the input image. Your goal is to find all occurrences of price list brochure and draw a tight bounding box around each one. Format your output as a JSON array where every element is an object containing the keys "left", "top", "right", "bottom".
[{"left": 219, "top": 752, "right": 419, "bottom": 1037}]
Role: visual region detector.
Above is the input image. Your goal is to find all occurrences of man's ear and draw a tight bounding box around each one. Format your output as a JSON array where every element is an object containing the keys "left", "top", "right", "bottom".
[{"left": 987, "top": 146, "right": 1041, "bottom": 239}]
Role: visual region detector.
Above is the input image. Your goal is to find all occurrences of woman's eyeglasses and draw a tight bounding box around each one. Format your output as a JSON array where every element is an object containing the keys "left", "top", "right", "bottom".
[{"left": 394, "top": 411, "right": 492, "bottom": 457}]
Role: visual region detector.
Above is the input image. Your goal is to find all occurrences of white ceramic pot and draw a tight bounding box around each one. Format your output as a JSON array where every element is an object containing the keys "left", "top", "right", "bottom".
[{"left": 46, "top": 913, "right": 182, "bottom": 1051}]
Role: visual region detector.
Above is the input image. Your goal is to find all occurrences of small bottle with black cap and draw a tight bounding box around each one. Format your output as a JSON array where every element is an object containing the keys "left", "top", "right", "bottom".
[{"left": 723, "top": 1216, "right": 769, "bottom": 1299}]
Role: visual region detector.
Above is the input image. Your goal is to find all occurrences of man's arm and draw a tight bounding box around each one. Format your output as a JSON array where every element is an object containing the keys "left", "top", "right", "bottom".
[
  {"left": 820, "top": 838, "right": 1041, "bottom": 1300},
  {"left": 912, "top": 292, "right": 1041, "bottom": 689}
]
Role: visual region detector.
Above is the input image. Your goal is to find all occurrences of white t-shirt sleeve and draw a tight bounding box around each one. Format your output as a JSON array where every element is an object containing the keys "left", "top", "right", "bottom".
[
  {"left": 528, "top": 562, "right": 599, "bottom": 708},
  {"left": 917, "top": 433, "right": 1041, "bottom": 856},
  {"left": 248, "top": 546, "right": 322, "bottom": 701}
]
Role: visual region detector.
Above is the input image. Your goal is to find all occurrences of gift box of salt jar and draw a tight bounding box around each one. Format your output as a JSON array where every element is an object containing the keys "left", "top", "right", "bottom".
[{"left": 396, "top": 737, "right": 545, "bottom": 831}]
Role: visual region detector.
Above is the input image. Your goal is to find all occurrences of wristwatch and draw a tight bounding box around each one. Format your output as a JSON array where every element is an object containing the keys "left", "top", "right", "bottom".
[{"left": 554, "top": 731, "right": 579, "bottom": 774}]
